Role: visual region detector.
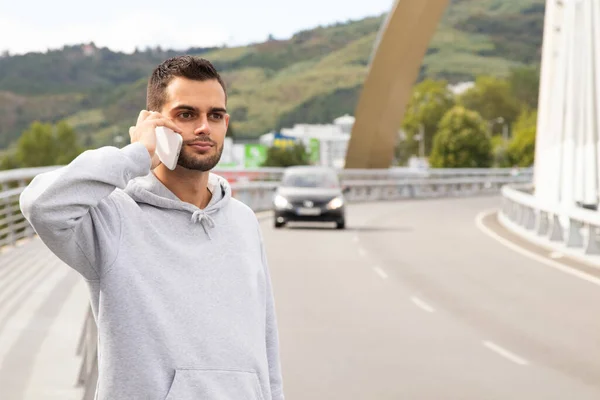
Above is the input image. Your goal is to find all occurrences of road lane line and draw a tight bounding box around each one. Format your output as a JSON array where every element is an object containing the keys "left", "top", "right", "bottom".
[
  {"left": 410, "top": 296, "right": 435, "bottom": 313},
  {"left": 353, "top": 235, "right": 359, "bottom": 243},
  {"left": 476, "top": 210, "right": 600, "bottom": 288},
  {"left": 358, "top": 248, "right": 367, "bottom": 258},
  {"left": 373, "top": 267, "right": 388, "bottom": 280},
  {"left": 483, "top": 341, "right": 529, "bottom": 366}
]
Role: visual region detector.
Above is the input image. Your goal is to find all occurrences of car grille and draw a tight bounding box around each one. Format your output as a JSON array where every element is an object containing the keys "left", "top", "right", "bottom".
[{"left": 289, "top": 200, "right": 330, "bottom": 208}]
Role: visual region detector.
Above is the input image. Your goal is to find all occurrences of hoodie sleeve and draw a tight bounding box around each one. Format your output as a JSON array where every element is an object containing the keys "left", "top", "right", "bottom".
[
  {"left": 259, "top": 233, "right": 285, "bottom": 400},
  {"left": 19, "top": 143, "right": 151, "bottom": 280}
]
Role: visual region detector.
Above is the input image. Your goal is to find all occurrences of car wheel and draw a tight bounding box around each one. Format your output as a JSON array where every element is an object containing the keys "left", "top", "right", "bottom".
[
  {"left": 336, "top": 219, "right": 346, "bottom": 230},
  {"left": 274, "top": 220, "right": 285, "bottom": 229}
]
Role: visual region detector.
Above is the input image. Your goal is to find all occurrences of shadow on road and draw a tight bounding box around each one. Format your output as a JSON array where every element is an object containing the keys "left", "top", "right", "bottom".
[{"left": 280, "top": 224, "right": 413, "bottom": 233}]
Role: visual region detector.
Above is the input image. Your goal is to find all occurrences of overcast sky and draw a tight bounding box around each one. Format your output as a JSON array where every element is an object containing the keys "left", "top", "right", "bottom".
[{"left": 1, "top": 0, "right": 394, "bottom": 55}]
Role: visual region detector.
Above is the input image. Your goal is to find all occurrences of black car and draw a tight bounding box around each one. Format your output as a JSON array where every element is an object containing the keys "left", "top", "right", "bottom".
[{"left": 272, "top": 166, "right": 347, "bottom": 229}]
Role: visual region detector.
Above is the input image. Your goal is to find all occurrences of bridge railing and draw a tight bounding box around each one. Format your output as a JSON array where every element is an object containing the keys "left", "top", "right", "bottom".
[
  {"left": 0, "top": 165, "right": 532, "bottom": 398},
  {"left": 0, "top": 167, "right": 60, "bottom": 248},
  {"left": 220, "top": 166, "right": 530, "bottom": 181},
  {"left": 500, "top": 184, "right": 600, "bottom": 257},
  {"left": 0, "top": 166, "right": 533, "bottom": 247}
]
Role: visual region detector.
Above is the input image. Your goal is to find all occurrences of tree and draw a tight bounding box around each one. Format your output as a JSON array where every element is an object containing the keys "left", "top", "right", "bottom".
[
  {"left": 402, "top": 79, "right": 455, "bottom": 157},
  {"left": 429, "top": 106, "right": 492, "bottom": 168},
  {"left": 508, "top": 66, "right": 540, "bottom": 110},
  {"left": 262, "top": 143, "right": 310, "bottom": 167},
  {"left": 54, "top": 121, "right": 84, "bottom": 165},
  {"left": 17, "top": 122, "right": 57, "bottom": 167},
  {"left": 459, "top": 76, "right": 521, "bottom": 133},
  {"left": 507, "top": 109, "right": 537, "bottom": 167},
  {"left": 0, "top": 152, "right": 19, "bottom": 170},
  {"left": 491, "top": 135, "right": 512, "bottom": 168},
  {"left": 394, "top": 132, "right": 414, "bottom": 166},
  {"left": 16, "top": 120, "right": 84, "bottom": 168}
]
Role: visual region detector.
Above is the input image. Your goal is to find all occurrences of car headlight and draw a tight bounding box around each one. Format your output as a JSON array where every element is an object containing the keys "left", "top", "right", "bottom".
[
  {"left": 326, "top": 196, "right": 344, "bottom": 210},
  {"left": 274, "top": 195, "right": 292, "bottom": 209}
]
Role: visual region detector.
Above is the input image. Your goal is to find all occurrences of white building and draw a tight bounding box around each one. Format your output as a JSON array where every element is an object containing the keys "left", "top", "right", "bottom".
[
  {"left": 448, "top": 81, "right": 475, "bottom": 96},
  {"left": 260, "top": 115, "right": 355, "bottom": 168}
]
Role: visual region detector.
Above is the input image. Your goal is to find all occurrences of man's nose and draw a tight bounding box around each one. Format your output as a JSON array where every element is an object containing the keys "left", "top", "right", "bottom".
[{"left": 193, "top": 116, "right": 211, "bottom": 136}]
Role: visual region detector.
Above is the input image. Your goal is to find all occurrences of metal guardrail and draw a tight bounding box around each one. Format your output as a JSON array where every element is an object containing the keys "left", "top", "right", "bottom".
[
  {"left": 1, "top": 167, "right": 532, "bottom": 248},
  {"left": 77, "top": 308, "right": 98, "bottom": 400},
  {"left": 220, "top": 166, "right": 531, "bottom": 182},
  {"left": 0, "top": 165, "right": 532, "bottom": 397},
  {"left": 230, "top": 177, "right": 523, "bottom": 213},
  {"left": 231, "top": 169, "right": 533, "bottom": 211},
  {"left": 500, "top": 184, "right": 600, "bottom": 256},
  {"left": 0, "top": 167, "right": 59, "bottom": 248}
]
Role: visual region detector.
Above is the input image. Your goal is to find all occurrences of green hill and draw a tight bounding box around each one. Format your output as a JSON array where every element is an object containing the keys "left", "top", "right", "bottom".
[{"left": 0, "top": 0, "right": 544, "bottom": 150}]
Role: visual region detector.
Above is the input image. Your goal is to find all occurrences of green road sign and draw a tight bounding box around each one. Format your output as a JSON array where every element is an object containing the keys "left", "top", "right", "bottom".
[
  {"left": 309, "top": 138, "right": 320, "bottom": 164},
  {"left": 244, "top": 144, "right": 268, "bottom": 168}
]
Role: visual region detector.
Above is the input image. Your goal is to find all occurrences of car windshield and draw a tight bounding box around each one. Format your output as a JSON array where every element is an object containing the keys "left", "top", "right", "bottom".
[{"left": 281, "top": 170, "right": 340, "bottom": 188}]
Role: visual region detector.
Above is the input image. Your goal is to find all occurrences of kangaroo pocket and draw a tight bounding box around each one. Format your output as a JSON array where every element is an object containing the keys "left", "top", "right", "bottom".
[{"left": 164, "top": 369, "right": 265, "bottom": 400}]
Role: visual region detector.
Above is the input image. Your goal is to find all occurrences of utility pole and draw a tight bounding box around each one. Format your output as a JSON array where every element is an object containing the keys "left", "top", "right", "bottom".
[{"left": 419, "top": 124, "right": 425, "bottom": 159}]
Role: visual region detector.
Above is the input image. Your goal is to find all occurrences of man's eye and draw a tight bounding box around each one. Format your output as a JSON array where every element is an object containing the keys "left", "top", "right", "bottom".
[
  {"left": 211, "top": 113, "right": 223, "bottom": 120},
  {"left": 180, "top": 112, "right": 192, "bottom": 119}
]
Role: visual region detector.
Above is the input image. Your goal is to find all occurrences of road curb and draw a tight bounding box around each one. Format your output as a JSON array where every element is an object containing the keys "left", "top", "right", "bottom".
[{"left": 476, "top": 209, "right": 600, "bottom": 286}]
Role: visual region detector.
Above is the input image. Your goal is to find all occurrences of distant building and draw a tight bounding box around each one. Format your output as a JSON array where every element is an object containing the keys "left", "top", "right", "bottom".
[
  {"left": 260, "top": 114, "right": 355, "bottom": 168},
  {"left": 448, "top": 81, "right": 475, "bottom": 95},
  {"left": 82, "top": 43, "right": 97, "bottom": 57}
]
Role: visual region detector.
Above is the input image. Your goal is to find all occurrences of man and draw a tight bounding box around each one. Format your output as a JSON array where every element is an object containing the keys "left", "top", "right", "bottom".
[{"left": 20, "top": 56, "right": 284, "bottom": 400}]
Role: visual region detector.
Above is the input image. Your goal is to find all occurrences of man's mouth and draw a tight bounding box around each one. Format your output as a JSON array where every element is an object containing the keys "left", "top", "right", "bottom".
[{"left": 188, "top": 142, "right": 214, "bottom": 152}]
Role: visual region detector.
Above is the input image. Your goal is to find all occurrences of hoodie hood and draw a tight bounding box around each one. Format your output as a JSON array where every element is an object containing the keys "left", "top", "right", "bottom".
[{"left": 124, "top": 172, "right": 232, "bottom": 239}]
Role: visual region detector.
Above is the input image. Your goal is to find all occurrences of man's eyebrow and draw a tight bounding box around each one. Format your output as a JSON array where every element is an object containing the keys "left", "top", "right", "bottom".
[
  {"left": 171, "top": 105, "right": 227, "bottom": 114},
  {"left": 171, "top": 104, "right": 199, "bottom": 113}
]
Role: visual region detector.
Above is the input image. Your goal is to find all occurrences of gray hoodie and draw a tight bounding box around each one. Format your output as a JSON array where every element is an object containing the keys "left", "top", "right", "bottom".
[{"left": 19, "top": 143, "right": 284, "bottom": 400}]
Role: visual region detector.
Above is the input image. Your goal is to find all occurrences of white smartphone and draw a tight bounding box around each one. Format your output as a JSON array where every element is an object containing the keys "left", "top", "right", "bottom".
[{"left": 155, "top": 126, "right": 183, "bottom": 170}]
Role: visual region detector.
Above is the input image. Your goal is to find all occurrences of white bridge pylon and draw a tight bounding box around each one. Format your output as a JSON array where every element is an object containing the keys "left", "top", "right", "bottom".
[{"left": 535, "top": 0, "right": 600, "bottom": 207}]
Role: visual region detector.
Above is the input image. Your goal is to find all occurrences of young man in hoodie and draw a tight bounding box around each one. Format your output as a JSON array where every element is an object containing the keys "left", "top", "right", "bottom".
[{"left": 19, "top": 56, "right": 284, "bottom": 400}]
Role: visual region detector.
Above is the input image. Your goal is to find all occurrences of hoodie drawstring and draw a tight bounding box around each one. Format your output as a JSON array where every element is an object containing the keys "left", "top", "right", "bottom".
[{"left": 191, "top": 210, "right": 217, "bottom": 239}]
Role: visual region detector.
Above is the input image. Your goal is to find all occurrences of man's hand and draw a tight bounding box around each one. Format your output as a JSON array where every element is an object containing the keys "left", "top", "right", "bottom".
[{"left": 129, "top": 111, "right": 182, "bottom": 169}]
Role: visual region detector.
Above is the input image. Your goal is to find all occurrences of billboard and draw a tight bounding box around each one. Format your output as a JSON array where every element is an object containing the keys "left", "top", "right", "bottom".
[{"left": 244, "top": 144, "right": 268, "bottom": 168}]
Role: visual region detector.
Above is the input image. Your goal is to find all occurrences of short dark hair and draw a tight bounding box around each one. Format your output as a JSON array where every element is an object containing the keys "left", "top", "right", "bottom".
[{"left": 146, "top": 56, "right": 227, "bottom": 111}]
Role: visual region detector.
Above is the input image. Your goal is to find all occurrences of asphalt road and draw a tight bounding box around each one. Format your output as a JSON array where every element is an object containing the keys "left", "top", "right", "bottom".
[
  {"left": 2, "top": 195, "right": 600, "bottom": 400},
  {"left": 263, "top": 196, "right": 600, "bottom": 400}
]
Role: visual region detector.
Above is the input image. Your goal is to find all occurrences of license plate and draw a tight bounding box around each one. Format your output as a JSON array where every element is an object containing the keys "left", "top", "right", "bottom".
[{"left": 297, "top": 207, "right": 321, "bottom": 216}]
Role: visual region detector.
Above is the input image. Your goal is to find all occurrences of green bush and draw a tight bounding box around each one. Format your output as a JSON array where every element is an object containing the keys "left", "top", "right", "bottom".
[
  {"left": 262, "top": 143, "right": 310, "bottom": 167},
  {"left": 430, "top": 106, "right": 492, "bottom": 168},
  {"left": 507, "top": 109, "right": 537, "bottom": 167}
]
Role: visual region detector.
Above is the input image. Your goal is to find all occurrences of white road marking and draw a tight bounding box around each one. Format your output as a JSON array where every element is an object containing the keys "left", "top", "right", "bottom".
[
  {"left": 353, "top": 235, "right": 360, "bottom": 243},
  {"left": 475, "top": 210, "right": 600, "bottom": 288},
  {"left": 358, "top": 248, "right": 368, "bottom": 258},
  {"left": 549, "top": 251, "right": 564, "bottom": 259},
  {"left": 410, "top": 296, "right": 435, "bottom": 313},
  {"left": 373, "top": 267, "right": 388, "bottom": 280},
  {"left": 483, "top": 341, "right": 529, "bottom": 366}
]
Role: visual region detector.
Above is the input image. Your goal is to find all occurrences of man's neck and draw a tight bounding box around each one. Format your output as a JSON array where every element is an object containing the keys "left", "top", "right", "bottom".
[{"left": 153, "top": 164, "right": 212, "bottom": 209}]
